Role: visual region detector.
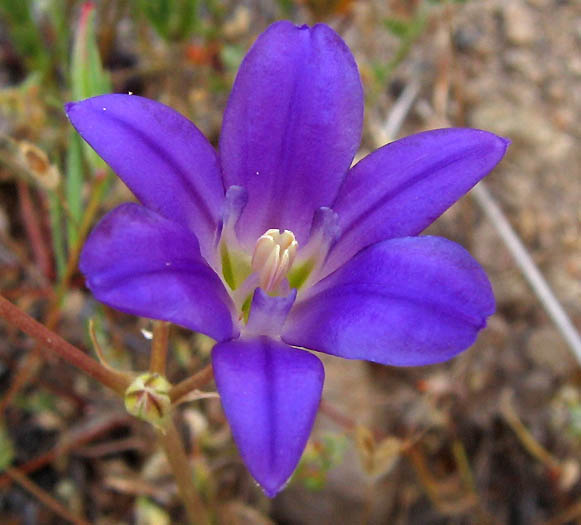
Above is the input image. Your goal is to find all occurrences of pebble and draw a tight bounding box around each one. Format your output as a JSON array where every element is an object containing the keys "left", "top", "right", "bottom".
[{"left": 503, "top": 1, "right": 537, "bottom": 45}]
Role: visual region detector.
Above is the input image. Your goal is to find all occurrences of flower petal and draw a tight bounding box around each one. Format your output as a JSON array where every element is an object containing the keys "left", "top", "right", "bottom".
[
  {"left": 66, "top": 94, "right": 224, "bottom": 258},
  {"left": 244, "top": 288, "right": 297, "bottom": 338},
  {"left": 284, "top": 236, "right": 494, "bottom": 366},
  {"left": 325, "top": 129, "right": 510, "bottom": 274},
  {"left": 80, "top": 203, "right": 236, "bottom": 341},
  {"left": 212, "top": 337, "right": 324, "bottom": 497},
  {"left": 220, "top": 21, "right": 363, "bottom": 247}
]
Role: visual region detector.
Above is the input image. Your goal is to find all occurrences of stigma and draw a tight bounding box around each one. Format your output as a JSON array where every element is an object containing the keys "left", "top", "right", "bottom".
[{"left": 251, "top": 229, "right": 298, "bottom": 294}]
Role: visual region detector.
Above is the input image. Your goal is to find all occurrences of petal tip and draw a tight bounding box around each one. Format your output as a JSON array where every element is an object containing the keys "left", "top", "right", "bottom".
[
  {"left": 255, "top": 473, "right": 291, "bottom": 498},
  {"left": 260, "top": 480, "right": 287, "bottom": 498},
  {"left": 64, "top": 101, "right": 77, "bottom": 116},
  {"left": 476, "top": 128, "right": 511, "bottom": 155},
  {"left": 213, "top": 339, "right": 324, "bottom": 498}
]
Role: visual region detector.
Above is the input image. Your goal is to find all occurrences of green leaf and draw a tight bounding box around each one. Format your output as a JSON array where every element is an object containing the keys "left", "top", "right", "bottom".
[
  {"left": 137, "top": 0, "right": 199, "bottom": 42},
  {"left": 71, "top": 4, "right": 111, "bottom": 100},
  {"left": 384, "top": 17, "right": 411, "bottom": 39},
  {"left": 0, "top": 423, "right": 14, "bottom": 472},
  {"left": 67, "top": 2, "right": 112, "bottom": 250},
  {"left": 65, "top": 130, "right": 84, "bottom": 247},
  {"left": 48, "top": 190, "right": 66, "bottom": 279},
  {"left": 70, "top": 2, "right": 111, "bottom": 174},
  {"left": 0, "top": 0, "right": 50, "bottom": 74}
]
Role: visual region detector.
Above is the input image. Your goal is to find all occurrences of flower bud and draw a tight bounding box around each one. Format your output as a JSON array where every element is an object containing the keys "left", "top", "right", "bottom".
[{"left": 124, "top": 373, "right": 171, "bottom": 431}]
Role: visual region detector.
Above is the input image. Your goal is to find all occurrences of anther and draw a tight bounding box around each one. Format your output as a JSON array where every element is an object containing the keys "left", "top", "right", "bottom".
[{"left": 251, "top": 229, "right": 298, "bottom": 293}]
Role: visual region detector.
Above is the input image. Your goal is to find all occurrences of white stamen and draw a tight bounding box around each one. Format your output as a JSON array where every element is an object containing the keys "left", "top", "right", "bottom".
[{"left": 251, "top": 229, "right": 298, "bottom": 293}]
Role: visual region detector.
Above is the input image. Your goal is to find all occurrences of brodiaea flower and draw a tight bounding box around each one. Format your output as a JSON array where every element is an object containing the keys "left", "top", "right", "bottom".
[{"left": 66, "top": 21, "right": 509, "bottom": 497}]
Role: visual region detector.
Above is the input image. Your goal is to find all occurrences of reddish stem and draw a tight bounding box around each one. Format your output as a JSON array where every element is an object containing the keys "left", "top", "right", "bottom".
[
  {"left": 0, "top": 174, "right": 109, "bottom": 413},
  {"left": 169, "top": 364, "right": 214, "bottom": 404},
  {"left": 18, "top": 181, "right": 52, "bottom": 278},
  {"left": 0, "top": 295, "right": 130, "bottom": 395},
  {"left": 150, "top": 321, "right": 170, "bottom": 375}
]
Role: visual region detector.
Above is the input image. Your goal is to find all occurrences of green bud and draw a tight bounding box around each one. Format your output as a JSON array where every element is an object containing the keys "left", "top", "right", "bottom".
[{"left": 124, "top": 373, "right": 172, "bottom": 431}]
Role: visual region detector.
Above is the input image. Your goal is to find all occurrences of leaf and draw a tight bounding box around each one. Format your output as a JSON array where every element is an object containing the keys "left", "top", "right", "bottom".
[
  {"left": 137, "top": 0, "right": 199, "bottom": 42},
  {"left": 0, "top": 424, "right": 14, "bottom": 472},
  {"left": 70, "top": 2, "right": 111, "bottom": 173},
  {"left": 384, "top": 17, "right": 411, "bottom": 39},
  {"left": 67, "top": 2, "right": 112, "bottom": 247},
  {"left": 65, "top": 130, "right": 84, "bottom": 246},
  {"left": 0, "top": 0, "right": 50, "bottom": 74}
]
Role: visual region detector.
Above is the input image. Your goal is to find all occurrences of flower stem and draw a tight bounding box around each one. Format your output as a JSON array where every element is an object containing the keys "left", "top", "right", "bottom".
[
  {"left": 150, "top": 321, "right": 170, "bottom": 375},
  {"left": 170, "top": 364, "right": 214, "bottom": 405},
  {"left": 0, "top": 294, "right": 130, "bottom": 396},
  {"left": 157, "top": 418, "right": 210, "bottom": 525}
]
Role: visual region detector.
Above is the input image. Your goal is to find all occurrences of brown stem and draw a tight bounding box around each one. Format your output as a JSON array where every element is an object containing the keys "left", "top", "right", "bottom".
[
  {"left": 150, "top": 321, "right": 170, "bottom": 375},
  {"left": 0, "top": 295, "right": 130, "bottom": 395},
  {"left": 170, "top": 364, "right": 214, "bottom": 404},
  {"left": 157, "top": 418, "right": 210, "bottom": 525},
  {"left": 6, "top": 467, "right": 90, "bottom": 525}
]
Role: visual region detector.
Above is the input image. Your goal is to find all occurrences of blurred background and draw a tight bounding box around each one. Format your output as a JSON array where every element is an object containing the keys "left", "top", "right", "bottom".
[{"left": 0, "top": 0, "right": 580, "bottom": 523}]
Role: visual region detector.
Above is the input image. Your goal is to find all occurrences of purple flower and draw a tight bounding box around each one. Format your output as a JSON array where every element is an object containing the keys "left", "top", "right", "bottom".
[{"left": 66, "top": 21, "right": 508, "bottom": 497}]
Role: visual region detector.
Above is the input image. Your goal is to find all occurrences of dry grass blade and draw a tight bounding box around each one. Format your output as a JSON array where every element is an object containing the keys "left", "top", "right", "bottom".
[{"left": 471, "top": 183, "right": 581, "bottom": 365}]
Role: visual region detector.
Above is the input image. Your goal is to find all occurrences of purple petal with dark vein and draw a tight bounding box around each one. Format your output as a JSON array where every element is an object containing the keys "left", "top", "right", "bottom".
[
  {"left": 212, "top": 337, "right": 324, "bottom": 497},
  {"left": 66, "top": 94, "right": 224, "bottom": 259},
  {"left": 324, "top": 129, "right": 509, "bottom": 275},
  {"left": 284, "top": 236, "right": 494, "bottom": 366},
  {"left": 220, "top": 21, "right": 363, "bottom": 248},
  {"left": 80, "top": 203, "right": 236, "bottom": 341}
]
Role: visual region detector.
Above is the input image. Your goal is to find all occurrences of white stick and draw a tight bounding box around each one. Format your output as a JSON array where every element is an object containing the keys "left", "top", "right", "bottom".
[
  {"left": 381, "top": 80, "right": 581, "bottom": 365},
  {"left": 471, "top": 183, "right": 581, "bottom": 365}
]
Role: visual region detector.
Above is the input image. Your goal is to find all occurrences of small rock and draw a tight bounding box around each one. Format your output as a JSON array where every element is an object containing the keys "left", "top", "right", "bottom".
[
  {"left": 527, "top": 326, "right": 577, "bottom": 377},
  {"left": 222, "top": 6, "right": 251, "bottom": 40},
  {"left": 503, "top": 2, "right": 537, "bottom": 45},
  {"left": 471, "top": 101, "right": 574, "bottom": 159}
]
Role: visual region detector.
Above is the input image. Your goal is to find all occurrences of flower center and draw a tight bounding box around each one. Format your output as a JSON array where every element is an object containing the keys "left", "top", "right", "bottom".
[{"left": 251, "top": 229, "right": 298, "bottom": 294}]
